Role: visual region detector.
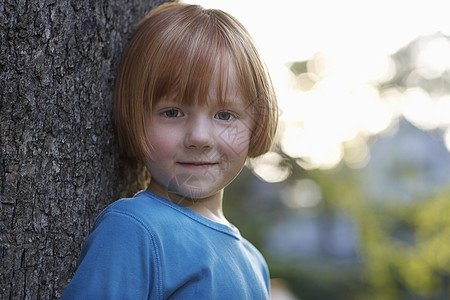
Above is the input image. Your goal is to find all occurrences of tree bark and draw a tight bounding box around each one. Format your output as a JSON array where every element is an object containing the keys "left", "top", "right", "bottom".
[{"left": 0, "top": 0, "right": 165, "bottom": 298}]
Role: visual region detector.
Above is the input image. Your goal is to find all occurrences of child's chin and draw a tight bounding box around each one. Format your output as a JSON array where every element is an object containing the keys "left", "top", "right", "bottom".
[{"left": 165, "top": 173, "right": 217, "bottom": 201}]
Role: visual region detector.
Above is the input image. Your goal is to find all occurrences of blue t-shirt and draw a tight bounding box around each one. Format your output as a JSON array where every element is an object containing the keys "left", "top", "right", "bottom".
[{"left": 62, "top": 190, "right": 270, "bottom": 299}]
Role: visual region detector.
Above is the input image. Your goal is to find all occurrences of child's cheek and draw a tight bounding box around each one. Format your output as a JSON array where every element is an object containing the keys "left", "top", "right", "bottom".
[{"left": 218, "top": 121, "right": 251, "bottom": 157}]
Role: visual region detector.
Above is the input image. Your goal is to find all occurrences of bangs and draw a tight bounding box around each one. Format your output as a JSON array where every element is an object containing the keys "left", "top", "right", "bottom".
[{"left": 147, "top": 8, "right": 256, "bottom": 107}]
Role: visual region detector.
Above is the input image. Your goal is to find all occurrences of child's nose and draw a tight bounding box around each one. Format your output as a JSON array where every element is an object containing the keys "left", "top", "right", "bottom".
[{"left": 184, "top": 116, "right": 214, "bottom": 150}]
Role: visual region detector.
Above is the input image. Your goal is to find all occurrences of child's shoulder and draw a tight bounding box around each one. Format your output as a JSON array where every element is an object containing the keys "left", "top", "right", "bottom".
[
  {"left": 107, "top": 190, "right": 166, "bottom": 212},
  {"left": 95, "top": 190, "right": 179, "bottom": 229}
]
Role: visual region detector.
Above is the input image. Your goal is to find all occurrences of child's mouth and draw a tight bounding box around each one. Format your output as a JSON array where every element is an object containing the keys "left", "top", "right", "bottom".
[{"left": 177, "top": 162, "right": 218, "bottom": 169}]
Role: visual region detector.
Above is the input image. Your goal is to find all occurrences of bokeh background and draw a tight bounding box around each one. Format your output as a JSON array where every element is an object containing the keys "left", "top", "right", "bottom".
[{"left": 186, "top": 1, "right": 450, "bottom": 299}]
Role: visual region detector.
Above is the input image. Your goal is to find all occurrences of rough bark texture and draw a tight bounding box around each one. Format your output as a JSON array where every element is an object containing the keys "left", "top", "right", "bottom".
[{"left": 0, "top": 0, "right": 165, "bottom": 298}]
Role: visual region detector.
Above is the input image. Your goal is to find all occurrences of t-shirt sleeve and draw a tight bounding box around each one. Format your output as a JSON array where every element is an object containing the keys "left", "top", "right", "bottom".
[
  {"left": 62, "top": 210, "right": 160, "bottom": 300},
  {"left": 242, "top": 239, "right": 271, "bottom": 295}
]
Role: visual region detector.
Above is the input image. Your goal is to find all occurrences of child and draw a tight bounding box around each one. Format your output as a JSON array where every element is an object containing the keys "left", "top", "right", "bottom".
[{"left": 62, "top": 2, "right": 278, "bottom": 299}]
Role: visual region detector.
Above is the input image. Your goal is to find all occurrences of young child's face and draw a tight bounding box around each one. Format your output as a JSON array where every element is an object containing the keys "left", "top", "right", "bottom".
[{"left": 144, "top": 66, "right": 254, "bottom": 201}]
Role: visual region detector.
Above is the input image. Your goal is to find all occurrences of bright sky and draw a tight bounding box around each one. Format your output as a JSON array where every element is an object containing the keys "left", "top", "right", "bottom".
[{"left": 184, "top": 0, "right": 450, "bottom": 180}]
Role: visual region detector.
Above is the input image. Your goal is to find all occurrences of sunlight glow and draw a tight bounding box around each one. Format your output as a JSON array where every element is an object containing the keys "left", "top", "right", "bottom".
[
  {"left": 279, "top": 66, "right": 394, "bottom": 169},
  {"left": 343, "top": 137, "right": 371, "bottom": 169},
  {"left": 401, "top": 88, "right": 439, "bottom": 131},
  {"left": 249, "top": 152, "right": 291, "bottom": 183},
  {"left": 415, "top": 37, "right": 450, "bottom": 79},
  {"left": 281, "top": 179, "right": 322, "bottom": 209},
  {"left": 437, "top": 96, "right": 450, "bottom": 129}
]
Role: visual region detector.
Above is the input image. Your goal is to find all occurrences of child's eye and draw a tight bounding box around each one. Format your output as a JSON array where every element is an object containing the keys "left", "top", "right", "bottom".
[
  {"left": 215, "top": 111, "right": 235, "bottom": 121},
  {"left": 162, "top": 109, "right": 183, "bottom": 118}
]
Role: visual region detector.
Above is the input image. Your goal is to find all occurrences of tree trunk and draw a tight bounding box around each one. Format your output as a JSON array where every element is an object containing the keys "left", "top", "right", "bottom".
[{"left": 0, "top": 1, "right": 165, "bottom": 298}]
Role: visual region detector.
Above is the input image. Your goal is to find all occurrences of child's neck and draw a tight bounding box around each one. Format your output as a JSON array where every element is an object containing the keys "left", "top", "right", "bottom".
[
  {"left": 183, "top": 195, "right": 230, "bottom": 226},
  {"left": 147, "top": 181, "right": 230, "bottom": 226}
]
